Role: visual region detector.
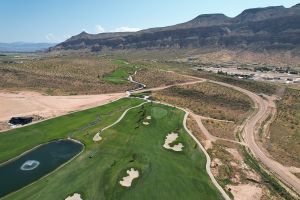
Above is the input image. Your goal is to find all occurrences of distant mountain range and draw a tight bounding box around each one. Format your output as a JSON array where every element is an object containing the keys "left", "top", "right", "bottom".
[
  {"left": 51, "top": 4, "right": 300, "bottom": 52},
  {"left": 0, "top": 42, "right": 56, "bottom": 53}
]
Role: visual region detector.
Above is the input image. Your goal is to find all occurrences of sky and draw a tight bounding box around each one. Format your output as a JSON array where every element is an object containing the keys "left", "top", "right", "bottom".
[{"left": 0, "top": 0, "right": 298, "bottom": 43}]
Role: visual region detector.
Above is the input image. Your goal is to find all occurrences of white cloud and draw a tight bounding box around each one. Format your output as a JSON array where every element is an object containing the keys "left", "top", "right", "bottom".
[
  {"left": 45, "top": 33, "right": 70, "bottom": 43},
  {"left": 95, "top": 25, "right": 105, "bottom": 33},
  {"left": 45, "top": 33, "right": 56, "bottom": 41},
  {"left": 63, "top": 34, "right": 71, "bottom": 40},
  {"left": 114, "top": 26, "right": 141, "bottom": 32}
]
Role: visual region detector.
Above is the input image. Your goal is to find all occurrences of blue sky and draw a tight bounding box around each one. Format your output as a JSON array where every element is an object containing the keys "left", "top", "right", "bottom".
[{"left": 0, "top": 0, "right": 298, "bottom": 43}]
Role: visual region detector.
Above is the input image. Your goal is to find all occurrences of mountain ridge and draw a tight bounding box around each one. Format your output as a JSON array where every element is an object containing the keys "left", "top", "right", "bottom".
[{"left": 51, "top": 4, "right": 300, "bottom": 52}]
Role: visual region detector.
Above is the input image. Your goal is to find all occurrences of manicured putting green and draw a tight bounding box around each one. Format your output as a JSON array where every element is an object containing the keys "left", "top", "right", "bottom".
[{"left": 151, "top": 107, "right": 168, "bottom": 119}]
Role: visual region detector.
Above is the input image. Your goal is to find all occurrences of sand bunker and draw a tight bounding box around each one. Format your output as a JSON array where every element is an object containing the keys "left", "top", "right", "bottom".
[
  {"left": 119, "top": 168, "right": 139, "bottom": 187},
  {"left": 142, "top": 116, "right": 152, "bottom": 125},
  {"left": 65, "top": 193, "right": 82, "bottom": 200},
  {"left": 163, "top": 132, "right": 184, "bottom": 152},
  {"left": 93, "top": 132, "right": 102, "bottom": 142}
]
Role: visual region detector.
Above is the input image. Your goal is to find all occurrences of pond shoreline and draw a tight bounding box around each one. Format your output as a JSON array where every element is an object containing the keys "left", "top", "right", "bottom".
[
  {"left": 0, "top": 138, "right": 85, "bottom": 199},
  {"left": 0, "top": 138, "right": 83, "bottom": 166}
]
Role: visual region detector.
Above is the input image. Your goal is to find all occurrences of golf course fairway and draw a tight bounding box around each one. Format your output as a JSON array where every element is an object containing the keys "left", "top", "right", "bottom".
[{"left": 0, "top": 98, "right": 222, "bottom": 200}]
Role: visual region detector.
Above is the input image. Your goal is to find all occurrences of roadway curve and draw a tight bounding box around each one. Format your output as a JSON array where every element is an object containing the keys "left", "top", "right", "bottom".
[
  {"left": 171, "top": 72, "right": 300, "bottom": 195},
  {"left": 209, "top": 80, "right": 300, "bottom": 195},
  {"left": 129, "top": 70, "right": 300, "bottom": 196},
  {"left": 151, "top": 100, "right": 231, "bottom": 200},
  {"left": 125, "top": 72, "right": 231, "bottom": 199},
  {"left": 8, "top": 68, "right": 296, "bottom": 198},
  {"left": 119, "top": 71, "right": 300, "bottom": 199},
  {"left": 183, "top": 112, "right": 231, "bottom": 200},
  {"left": 190, "top": 113, "right": 247, "bottom": 146}
]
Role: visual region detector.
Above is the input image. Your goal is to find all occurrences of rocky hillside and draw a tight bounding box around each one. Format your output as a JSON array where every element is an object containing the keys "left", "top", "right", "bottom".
[{"left": 51, "top": 4, "right": 300, "bottom": 52}]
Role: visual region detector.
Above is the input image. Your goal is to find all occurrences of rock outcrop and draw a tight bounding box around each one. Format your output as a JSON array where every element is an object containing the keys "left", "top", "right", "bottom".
[{"left": 50, "top": 4, "right": 300, "bottom": 52}]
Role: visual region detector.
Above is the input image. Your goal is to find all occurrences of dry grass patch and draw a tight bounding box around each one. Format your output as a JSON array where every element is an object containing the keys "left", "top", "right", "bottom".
[
  {"left": 209, "top": 141, "right": 282, "bottom": 200},
  {"left": 153, "top": 82, "right": 252, "bottom": 123},
  {"left": 0, "top": 55, "right": 133, "bottom": 95},
  {"left": 134, "top": 68, "right": 196, "bottom": 88},
  {"left": 268, "top": 88, "right": 300, "bottom": 167},
  {"left": 186, "top": 116, "right": 211, "bottom": 149},
  {"left": 187, "top": 114, "right": 282, "bottom": 199},
  {"left": 202, "top": 119, "right": 236, "bottom": 140}
]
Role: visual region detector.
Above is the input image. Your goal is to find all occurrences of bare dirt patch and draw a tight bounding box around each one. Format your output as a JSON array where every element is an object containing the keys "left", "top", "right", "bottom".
[
  {"left": 225, "top": 148, "right": 243, "bottom": 162},
  {"left": 0, "top": 121, "right": 10, "bottom": 131},
  {"left": 0, "top": 91, "right": 126, "bottom": 122},
  {"left": 227, "top": 184, "right": 262, "bottom": 200}
]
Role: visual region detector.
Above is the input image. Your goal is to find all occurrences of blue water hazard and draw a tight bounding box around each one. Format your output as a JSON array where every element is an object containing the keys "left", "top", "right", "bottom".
[{"left": 0, "top": 140, "right": 83, "bottom": 198}]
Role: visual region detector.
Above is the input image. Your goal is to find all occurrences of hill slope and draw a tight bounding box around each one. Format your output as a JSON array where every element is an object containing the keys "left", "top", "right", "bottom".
[{"left": 51, "top": 4, "right": 300, "bottom": 52}]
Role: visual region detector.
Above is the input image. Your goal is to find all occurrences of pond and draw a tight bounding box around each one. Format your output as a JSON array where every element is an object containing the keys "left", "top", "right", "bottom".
[{"left": 0, "top": 139, "right": 83, "bottom": 198}]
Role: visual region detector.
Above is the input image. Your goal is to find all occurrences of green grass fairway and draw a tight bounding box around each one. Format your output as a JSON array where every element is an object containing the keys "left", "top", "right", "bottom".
[
  {"left": 0, "top": 98, "right": 143, "bottom": 163},
  {"left": 103, "top": 59, "right": 134, "bottom": 84},
  {"left": 103, "top": 67, "right": 131, "bottom": 84},
  {"left": 1, "top": 99, "right": 222, "bottom": 200},
  {"left": 112, "top": 59, "right": 129, "bottom": 65}
]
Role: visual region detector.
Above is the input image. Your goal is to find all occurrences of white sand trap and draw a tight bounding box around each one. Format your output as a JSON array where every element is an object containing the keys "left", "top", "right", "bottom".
[
  {"left": 146, "top": 116, "right": 152, "bottom": 120},
  {"left": 65, "top": 193, "right": 82, "bottom": 200},
  {"left": 93, "top": 132, "right": 102, "bottom": 141},
  {"left": 119, "top": 168, "right": 139, "bottom": 187},
  {"left": 163, "top": 132, "right": 184, "bottom": 151},
  {"left": 143, "top": 121, "right": 150, "bottom": 125}
]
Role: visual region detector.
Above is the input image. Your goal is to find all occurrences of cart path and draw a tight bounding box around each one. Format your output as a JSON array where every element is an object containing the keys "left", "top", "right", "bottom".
[
  {"left": 93, "top": 101, "right": 147, "bottom": 141},
  {"left": 190, "top": 113, "right": 247, "bottom": 146}
]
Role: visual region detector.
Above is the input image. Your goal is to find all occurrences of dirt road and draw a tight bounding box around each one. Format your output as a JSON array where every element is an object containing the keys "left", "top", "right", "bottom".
[
  {"left": 190, "top": 113, "right": 247, "bottom": 146},
  {"left": 133, "top": 71, "right": 300, "bottom": 195},
  {"left": 209, "top": 80, "right": 300, "bottom": 194},
  {"left": 135, "top": 80, "right": 204, "bottom": 93},
  {"left": 1, "top": 69, "right": 299, "bottom": 196}
]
